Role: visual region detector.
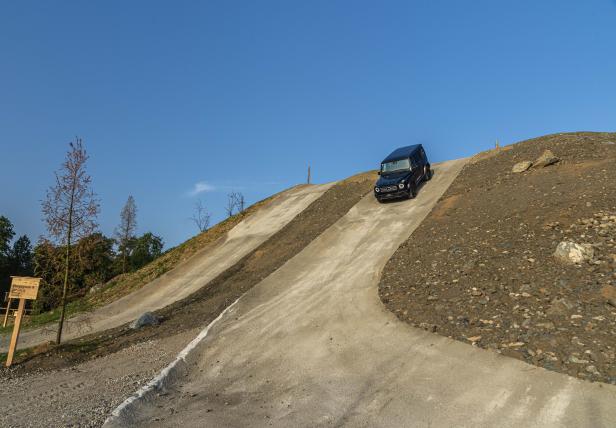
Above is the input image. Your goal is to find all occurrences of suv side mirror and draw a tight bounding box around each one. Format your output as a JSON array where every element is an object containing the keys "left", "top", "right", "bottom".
[{"left": 377, "top": 171, "right": 381, "bottom": 175}]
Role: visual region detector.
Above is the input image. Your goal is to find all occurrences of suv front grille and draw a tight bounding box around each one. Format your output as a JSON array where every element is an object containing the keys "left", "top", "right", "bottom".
[{"left": 380, "top": 185, "right": 399, "bottom": 192}]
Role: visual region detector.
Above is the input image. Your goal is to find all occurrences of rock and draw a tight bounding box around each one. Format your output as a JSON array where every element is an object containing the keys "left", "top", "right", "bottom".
[
  {"left": 89, "top": 284, "right": 103, "bottom": 294},
  {"left": 546, "top": 297, "right": 573, "bottom": 316},
  {"left": 532, "top": 150, "right": 560, "bottom": 168},
  {"left": 130, "top": 312, "right": 160, "bottom": 329},
  {"left": 569, "top": 355, "right": 589, "bottom": 364},
  {"left": 586, "top": 365, "right": 601, "bottom": 376},
  {"left": 600, "top": 285, "right": 616, "bottom": 307},
  {"left": 512, "top": 161, "right": 532, "bottom": 173},
  {"left": 553, "top": 241, "right": 594, "bottom": 264},
  {"left": 536, "top": 322, "right": 555, "bottom": 331}
]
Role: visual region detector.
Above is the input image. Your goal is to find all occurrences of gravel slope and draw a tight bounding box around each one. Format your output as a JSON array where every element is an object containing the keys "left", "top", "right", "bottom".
[{"left": 379, "top": 132, "right": 616, "bottom": 384}]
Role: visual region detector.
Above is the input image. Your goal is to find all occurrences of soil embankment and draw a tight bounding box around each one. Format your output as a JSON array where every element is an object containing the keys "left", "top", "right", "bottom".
[{"left": 379, "top": 132, "right": 616, "bottom": 384}]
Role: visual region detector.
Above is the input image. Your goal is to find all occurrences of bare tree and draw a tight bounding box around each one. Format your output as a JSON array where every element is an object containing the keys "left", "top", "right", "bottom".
[
  {"left": 42, "top": 138, "right": 99, "bottom": 344},
  {"left": 229, "top": 191, "right": 245, "bottom": 214},
  {"left": 115, "top": 195, "right": 137, "bottom": 273},
  {"left": 190, "top": 199, "right": 211, "bottom": 232},
  {"left": 224, "top": 193, "right": 236, "bottom": 218}
]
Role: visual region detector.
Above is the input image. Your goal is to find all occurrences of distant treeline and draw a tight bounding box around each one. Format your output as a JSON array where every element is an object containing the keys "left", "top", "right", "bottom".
[{"left": 0, "top": 214, "right": 163, "bottom": 313}]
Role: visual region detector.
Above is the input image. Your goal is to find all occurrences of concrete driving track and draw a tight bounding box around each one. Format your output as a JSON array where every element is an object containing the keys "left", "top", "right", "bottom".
[
  {"left": 3, "top": 183, "right": 333, "bottom": 352},
  {"left": 111, "top": 159, "right": 616, "bottom": 428}
]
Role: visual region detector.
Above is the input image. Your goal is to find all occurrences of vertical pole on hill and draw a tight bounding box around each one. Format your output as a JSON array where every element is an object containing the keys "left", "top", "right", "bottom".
[
  {"left": 2, "top": 297, "right": 11, "bottom": 327},
  {"left": 5, "top": 298, "right": 25, "bottom": 367},
  {"left": 495, "top": 139, "right": 500, "bottom": 150},
  {"left": 307, "top": 166, "right": 311, "bottom": 184}
]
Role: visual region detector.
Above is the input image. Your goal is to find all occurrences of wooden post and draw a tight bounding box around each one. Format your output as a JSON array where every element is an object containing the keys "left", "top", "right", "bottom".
[
  {"left": 2, "top": 297, "right": 12, "bottom": 328},
  {"left": 5, "top": 298, "right": 25, "bottom": 367},
  {"left": 307, "top": 166, "right": 311, "bottom": 184}
]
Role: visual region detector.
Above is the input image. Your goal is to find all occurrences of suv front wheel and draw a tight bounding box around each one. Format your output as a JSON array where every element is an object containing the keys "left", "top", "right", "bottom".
[{"left": 425, "top": 166, "right": 433, "bottom": 181}]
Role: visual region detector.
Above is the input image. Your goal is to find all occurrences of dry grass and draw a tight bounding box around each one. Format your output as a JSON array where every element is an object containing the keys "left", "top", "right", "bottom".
[
  {"left": 85, "top": 190, "right": 286, "bottom": 308},
  {"left": 12, "top": 188, "right": 289, "bottom": 332}
]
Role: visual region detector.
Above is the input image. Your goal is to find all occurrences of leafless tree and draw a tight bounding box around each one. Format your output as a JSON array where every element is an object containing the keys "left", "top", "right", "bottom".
[
  {"left": 230, "top": 191, "right": 245, "bottom": 214},
  {"left": 224, "top": 193, "right": 236, "bottom": 218},
  {"left": 190, "top": 199, "right": 211, "bottom": 232},
  {"left": 115, "top": 195, "right": 137, "bottom": 273},
  {"left": 42, "top": 138, "right": 99, "bottom": 344}
]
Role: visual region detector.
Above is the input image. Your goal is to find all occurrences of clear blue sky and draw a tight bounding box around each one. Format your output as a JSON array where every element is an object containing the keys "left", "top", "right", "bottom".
[{"left": 1, "top": 1, "right": 615, "bottom": 248}]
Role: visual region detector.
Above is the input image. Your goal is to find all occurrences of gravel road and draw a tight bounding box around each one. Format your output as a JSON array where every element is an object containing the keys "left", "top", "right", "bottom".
[{"left": 0, "top": 328, "right": 198, "bottom": 427}]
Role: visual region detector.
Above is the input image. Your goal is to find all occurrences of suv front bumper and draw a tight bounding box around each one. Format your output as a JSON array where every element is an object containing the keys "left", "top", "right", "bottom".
[{"left": 375, "top": 189, "right": 409, "bottom": 201}]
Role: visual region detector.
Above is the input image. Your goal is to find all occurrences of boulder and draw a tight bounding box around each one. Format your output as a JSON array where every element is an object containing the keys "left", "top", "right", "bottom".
[
  {"left": 512, "top": 161, "right": 532, "bottom": 173},
  {"left": 130, "top": 312, "right": 160, "bottom": 329},
  {"left": 600, "top": 285, "right": 616, "bottom": 307},
  {"left": 553, "top": 241, "right": 594, "bottom": 264},
  {"left": 532, "top": 150, "right": 560, "bottom": 168}
]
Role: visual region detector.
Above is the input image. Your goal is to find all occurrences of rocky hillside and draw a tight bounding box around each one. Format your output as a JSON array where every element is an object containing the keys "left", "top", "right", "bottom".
[{"left": 379, "top": 132, "right": 616, "bottom": 384}]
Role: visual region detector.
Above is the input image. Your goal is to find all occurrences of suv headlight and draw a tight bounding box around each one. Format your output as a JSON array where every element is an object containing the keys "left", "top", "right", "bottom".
[
  {"left": 375, "top": 187, "right": 380, "bottom": 193},
  {"left": 398, "top": 183, "right": 405, "bottom": 189}
]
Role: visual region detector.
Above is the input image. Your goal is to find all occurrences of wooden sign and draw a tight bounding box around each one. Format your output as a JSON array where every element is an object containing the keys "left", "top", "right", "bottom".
[
  {"left": 5, "top": 276, "right": 42, "bottom": 367},
  {"left": 8, "top": 276, "right": 41, "bottom": 300}
]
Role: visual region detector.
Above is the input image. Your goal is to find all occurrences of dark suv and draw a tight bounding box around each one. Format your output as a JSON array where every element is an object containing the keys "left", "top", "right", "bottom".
[{"left": 374, "top": 144, "right": 432, "bottom": 202}]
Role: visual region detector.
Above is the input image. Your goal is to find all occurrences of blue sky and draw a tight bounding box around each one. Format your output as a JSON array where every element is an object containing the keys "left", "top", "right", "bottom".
[{"left": 1, "top": 1, "right": 615, "bottom": 248}]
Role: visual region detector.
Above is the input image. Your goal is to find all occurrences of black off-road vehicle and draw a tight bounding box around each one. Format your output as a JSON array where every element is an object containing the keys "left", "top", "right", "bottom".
[{"left": 374, "top": 144, "right": 432, "bottom": 202}]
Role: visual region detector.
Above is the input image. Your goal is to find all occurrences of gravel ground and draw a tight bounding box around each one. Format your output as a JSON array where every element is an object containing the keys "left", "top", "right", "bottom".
[
  {"left": 379, "top": 132, "right": 616, "bottom": 384},
  {"left": 0, "top": 328, "right": 199, "bottom": 427}
]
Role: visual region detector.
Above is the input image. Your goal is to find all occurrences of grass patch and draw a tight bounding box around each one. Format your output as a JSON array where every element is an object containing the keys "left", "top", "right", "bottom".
[
  {"left": 0, "top": 299, "right": 93, "bottom": 336},
  {"left": 0, "top": 348, "right": 30, "bottom": 365}
]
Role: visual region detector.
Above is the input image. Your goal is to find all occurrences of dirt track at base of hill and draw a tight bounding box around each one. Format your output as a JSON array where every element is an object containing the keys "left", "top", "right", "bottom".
[
  {"left": 379, "top": 132, "right": 616, "bottom": 385},
  {"left": 0, "top": 174, "right": 375, "bottom": 427}
]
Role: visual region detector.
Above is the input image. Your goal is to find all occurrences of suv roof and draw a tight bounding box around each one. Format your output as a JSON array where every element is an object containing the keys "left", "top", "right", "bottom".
[{"left": 381, "top": 144, "right": 422, "bottom": 163}]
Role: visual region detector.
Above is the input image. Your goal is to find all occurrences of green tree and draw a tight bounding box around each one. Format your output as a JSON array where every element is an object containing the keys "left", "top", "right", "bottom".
[
  {"left": 10, "top": 235, "right": 34, "bottom": 277},
  {"left": 75, "top": 233, "right": 115, "bottom": 290},
  {"left": 33, "top": 233, "right": 115, "bottom": 313},
  {"left": 0, "top": 216, "right": 16, "bottom": 294},
  {"left": 0, "top": 216, "right": 15, "bottom": 256},
  {"left": 128, "top": 232, "right": 164, "bottom": 271},
  {"left": 33, "top": 238, "right": 64, "bottom": 312}
]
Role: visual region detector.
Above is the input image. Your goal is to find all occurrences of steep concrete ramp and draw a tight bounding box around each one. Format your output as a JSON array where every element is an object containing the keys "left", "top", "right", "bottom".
[
  {"left": 115, "top": 158, "right": 616, "bottom": 427},
  {"left": 7, "top": 184, "right": 333, "bottom": 351}
]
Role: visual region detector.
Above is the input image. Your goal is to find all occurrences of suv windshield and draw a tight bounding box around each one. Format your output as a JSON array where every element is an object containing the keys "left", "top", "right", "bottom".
[{"left": 381, "top": 158, "right": 410, "bottom": 174}]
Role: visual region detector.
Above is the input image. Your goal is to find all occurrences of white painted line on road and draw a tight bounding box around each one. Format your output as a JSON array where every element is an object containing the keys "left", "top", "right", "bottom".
[{"left": 103, "top": 297, "right": 241, "bottom": 426}]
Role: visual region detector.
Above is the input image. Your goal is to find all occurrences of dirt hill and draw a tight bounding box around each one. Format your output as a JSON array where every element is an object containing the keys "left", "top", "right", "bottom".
[{"left": 379, "top": 132, "right": 616, "bottom": 384}]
